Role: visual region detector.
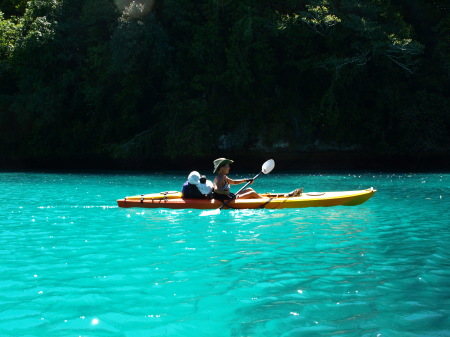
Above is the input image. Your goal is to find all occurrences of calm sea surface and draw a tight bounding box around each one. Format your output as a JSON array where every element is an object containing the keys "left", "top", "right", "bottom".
[{"left": 1, "top": 170, "right": 449, "bottom": 337}]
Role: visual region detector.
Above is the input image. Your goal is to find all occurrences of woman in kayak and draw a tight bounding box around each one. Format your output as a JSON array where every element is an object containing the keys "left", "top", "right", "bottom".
[{"left": 213, "top": 158, "right": 263, "bottom": 200}]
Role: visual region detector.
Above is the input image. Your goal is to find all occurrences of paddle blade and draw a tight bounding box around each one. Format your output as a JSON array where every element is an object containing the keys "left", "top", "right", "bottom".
[
  {"left": 200, "top": 208, "right": 221, "bottom": 216},
  {"left": 262, "top": 159, "right": 275, "bottom": 174}
]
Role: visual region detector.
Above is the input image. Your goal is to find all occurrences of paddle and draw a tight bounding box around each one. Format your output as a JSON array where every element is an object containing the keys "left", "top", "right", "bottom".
[{"left": 200, "top": 159, "right": 275, "bottom": 216}]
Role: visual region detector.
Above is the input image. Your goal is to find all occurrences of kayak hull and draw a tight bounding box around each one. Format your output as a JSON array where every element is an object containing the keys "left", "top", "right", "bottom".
[{"left": 117, "top": 188, "right": 376, "bottom": 210}]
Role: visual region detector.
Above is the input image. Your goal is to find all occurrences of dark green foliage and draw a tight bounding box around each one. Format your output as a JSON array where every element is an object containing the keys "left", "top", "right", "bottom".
[{"left": 0, "top": 0, "right": 449, "bottom": 167}]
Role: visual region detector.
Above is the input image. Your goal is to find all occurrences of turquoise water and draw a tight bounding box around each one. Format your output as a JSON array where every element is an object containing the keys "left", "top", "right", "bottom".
[{"left": 1, "top": 170, "right": 449, "bottom": 337}]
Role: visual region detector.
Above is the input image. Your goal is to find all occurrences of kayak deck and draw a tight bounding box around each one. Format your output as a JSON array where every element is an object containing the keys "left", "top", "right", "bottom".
[{"left": 117, "top": 188, "right": 376, "bottom": 210}]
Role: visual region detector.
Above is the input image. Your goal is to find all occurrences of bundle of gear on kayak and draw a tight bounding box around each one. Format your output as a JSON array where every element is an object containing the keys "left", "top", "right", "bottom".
[{"left": 181, "top": 171, "right": 214, "bottom": 199}]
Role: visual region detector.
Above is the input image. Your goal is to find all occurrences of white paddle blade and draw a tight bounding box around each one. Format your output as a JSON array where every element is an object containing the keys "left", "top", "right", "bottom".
[
  {"left": 262, "top": 159, "right": 275, "bottom": 174},
  {"left": 200, "top": 208, "right": 221, "bottom": 216}
]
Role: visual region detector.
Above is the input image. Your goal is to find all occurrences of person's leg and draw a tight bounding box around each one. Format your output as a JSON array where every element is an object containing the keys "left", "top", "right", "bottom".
[{"left": 236, "top": 188, "right": 263, "bottom": 199}]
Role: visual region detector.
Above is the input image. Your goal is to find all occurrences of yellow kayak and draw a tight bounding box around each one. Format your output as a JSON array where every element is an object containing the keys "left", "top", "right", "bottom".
[{"left": 117, "top": 188, "right": 376, "bottom": 210}]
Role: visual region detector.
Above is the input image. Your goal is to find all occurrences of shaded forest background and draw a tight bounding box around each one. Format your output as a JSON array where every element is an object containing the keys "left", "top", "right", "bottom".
[{"left": 1, "top": 0, "right": 449, "bottom": 170}]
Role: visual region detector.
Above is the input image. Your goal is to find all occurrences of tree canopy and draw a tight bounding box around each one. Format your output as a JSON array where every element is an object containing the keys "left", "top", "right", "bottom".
[{"left": 1, "top": 0, "right": 449, "bottom": 169}]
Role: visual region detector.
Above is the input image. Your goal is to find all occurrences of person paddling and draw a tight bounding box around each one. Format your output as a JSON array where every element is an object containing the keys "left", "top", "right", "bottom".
[{"left": 212, "top": 158, "right": 263, "bottom": 200}]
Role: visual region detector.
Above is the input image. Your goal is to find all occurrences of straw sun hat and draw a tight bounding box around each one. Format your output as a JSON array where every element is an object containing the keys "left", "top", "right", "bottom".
[{"left": 213, "top": 158, "right": 234, "bottom": 173}]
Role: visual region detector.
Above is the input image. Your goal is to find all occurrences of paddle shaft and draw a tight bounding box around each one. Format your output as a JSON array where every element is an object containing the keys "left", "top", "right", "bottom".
[{"left": 219, "top": 171, "right": 263, "bottom": 210}]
